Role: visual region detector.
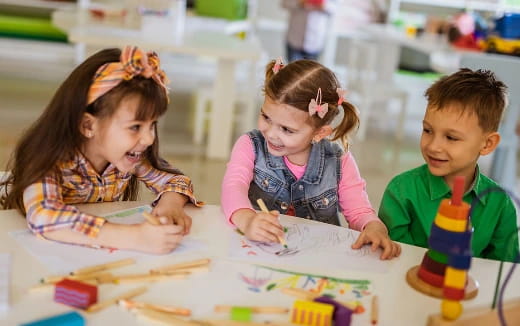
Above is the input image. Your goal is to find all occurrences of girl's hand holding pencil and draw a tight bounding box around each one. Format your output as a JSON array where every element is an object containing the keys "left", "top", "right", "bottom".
[
  {"left": 133, "top": 212, "right": 185, "bottom": 254},
  {"left": 151, "top": 192, "right": 193, "bottom": 235},
  {"left": 229, "top": 199, "right": 285, "bottom": 245}
]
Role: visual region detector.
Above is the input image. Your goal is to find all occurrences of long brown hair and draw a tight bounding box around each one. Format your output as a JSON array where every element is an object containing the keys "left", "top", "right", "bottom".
[
  {"left": 2, "top": 48, "right": 182, "bottom": 213},
  {"left": 264, "top": 59, "right": 359, "bottom": 149}
]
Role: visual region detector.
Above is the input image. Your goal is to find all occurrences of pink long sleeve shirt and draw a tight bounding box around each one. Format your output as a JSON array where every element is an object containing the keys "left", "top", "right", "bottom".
[{"left": 221, "top": 135, "right": 381, "bottom": 231}]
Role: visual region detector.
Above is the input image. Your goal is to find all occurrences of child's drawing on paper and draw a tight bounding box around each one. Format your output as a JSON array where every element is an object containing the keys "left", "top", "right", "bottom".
[
  {"left": 229, "top": 219, "right": 391, "bottom": 273},
  {"left": 241, "top": 222, "right": 374, "bottom": 257},
  {"left": 238, "top": 265, "right": 371, "bottom": 313}
]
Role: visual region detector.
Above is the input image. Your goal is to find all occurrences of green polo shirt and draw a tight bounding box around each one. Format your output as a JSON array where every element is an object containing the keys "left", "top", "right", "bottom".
[{"left": 379, "top": 164, "right": 519, "bottom": 262}]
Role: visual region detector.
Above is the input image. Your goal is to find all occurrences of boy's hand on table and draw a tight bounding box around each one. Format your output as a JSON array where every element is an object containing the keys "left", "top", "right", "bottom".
[{"left": 352, "top": 221, "right": 402, "bottom": 260}]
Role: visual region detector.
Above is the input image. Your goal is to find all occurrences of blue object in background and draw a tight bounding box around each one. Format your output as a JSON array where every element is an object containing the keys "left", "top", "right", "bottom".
[
  {"left": 495, "top": 13, "right": 520, "bottom": 39},
  {"left": 20, "top": 311, "right": 85, "bottom": 326}
]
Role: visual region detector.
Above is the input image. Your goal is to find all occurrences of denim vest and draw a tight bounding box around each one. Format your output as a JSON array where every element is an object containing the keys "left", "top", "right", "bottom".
[{"left": 247, "top": 129, "right": 343, "bottom": 225}]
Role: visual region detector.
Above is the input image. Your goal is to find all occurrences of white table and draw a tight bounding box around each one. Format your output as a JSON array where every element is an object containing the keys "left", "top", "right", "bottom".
[
  {"left": 1, "top": 202, "right": 519, "bottom": 325},
  {"left": 52, "top": 9, "right": 263, "bottom": 160}
]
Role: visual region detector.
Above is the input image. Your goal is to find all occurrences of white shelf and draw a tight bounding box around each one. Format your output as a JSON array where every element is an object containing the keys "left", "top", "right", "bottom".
[
  {"left": 390, "top": 0, "right": 520, "bottom": 21},
  {"left": 0, "top": 0, "right": 76, "bottom": 10}
]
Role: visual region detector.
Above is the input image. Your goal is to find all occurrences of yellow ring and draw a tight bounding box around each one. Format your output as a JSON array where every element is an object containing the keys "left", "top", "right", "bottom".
[{"left": 434, "top": 213, "right": 467, "bottom": 232}]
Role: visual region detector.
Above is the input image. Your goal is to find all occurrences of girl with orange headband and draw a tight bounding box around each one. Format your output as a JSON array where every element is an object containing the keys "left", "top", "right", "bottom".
[{"left": 1, "top": 46, "right": 202, "bottom": 254}]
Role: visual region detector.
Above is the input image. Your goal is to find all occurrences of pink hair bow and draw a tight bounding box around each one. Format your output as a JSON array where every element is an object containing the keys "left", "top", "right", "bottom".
[
  {"left": 336, "top": 88, "right": 347, "bottom": 105},
  {"left": 272, "top": 57, "right": 284, "bottom": 73},
  {"left": 308, "top": 88, "right": 328, "bottom": 119}
]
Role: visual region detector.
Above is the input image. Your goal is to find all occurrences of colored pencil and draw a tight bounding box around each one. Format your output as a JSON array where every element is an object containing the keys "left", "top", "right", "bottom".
[
  {"left": 214, "top": 304, "right": 289, "bottom": 314},
  {"left": 371, "top": 295, "right": 378, "bottom": 325},
  {"left": 112, "top": 271, "right": 189, "bottom": 284},
  {"left": 86, "top": 286, "right": 147, "bottom": 313},
  {"left": 70, "top": 258, "right": 135, "bottom": 275},
  {"left": 119, "top": 299, "right": 191, "bottom": 316},
  {"left": 256, "top": 198, "right": 287, "bottom": 248},
  {"left": 142, "top": 211, "right": 161, "bottom": 225},
  {"left": 150, "top": 258, "right": 211, "bottom": 274},
  {"left": 134, "top": 308, "right": 201, "bottom": 326}
]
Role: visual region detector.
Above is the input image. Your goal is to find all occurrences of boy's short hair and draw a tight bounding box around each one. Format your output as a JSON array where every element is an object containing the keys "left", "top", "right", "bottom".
[{"left": 425, "top": 68, "right": 508, "bottom": 132}]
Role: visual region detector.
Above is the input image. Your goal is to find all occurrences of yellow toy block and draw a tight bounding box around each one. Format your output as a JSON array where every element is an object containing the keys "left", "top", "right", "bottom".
[
  {"left": 291, "top": 300, "right": 334, "bottom": 326},
  {"left": 434, "top": 213, "right": 467, "bottom": 232},
  {"left": 445, "top": 267, "right": 467, "bottom": 288}
]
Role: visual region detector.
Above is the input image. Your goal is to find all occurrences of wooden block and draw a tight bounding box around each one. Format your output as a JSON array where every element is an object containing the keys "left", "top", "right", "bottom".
[
  {"left": 428, "top": 298, "right": 520, "bottom": 326},
  {"left": 444, "top": 267, "right": 467, "bottom": 288},
  {"left": 406, "top": 266, "right": 478, "bottom": 300},
  {"left": 54, "top": 279, "right": 97, "bottom": 309}
]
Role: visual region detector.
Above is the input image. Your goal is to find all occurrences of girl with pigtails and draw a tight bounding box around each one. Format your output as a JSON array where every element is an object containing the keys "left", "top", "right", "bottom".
[{"left": 221, "top": 59, "right": 401, "bottom": 259}]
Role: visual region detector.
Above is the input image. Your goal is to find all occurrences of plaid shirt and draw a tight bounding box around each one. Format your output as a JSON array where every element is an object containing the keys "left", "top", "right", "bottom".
[{"left": 23, "top": 153, "right": 199, "bottom": 238}]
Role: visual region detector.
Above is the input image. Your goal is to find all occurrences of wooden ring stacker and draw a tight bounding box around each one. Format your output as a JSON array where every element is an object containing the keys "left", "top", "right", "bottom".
[{"left": 406, "top": 265, "right": 479, "bottom": 300}]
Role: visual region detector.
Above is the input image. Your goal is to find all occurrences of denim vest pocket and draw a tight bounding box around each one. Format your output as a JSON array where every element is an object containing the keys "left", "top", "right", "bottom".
[
  {"left": 253, "top": 169, "right": 283, "bottom": 194},
  {"left": 309, "top": 188, "right": 338, "bottom": 209}
]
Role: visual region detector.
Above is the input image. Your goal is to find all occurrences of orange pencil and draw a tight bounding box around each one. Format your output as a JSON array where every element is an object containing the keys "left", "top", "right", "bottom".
[
  {"left": 371, "top": 295, "right": 378, "bottom": 325},
  {"left": 256, "top": 198, "right": 287, "bottom": 248}
]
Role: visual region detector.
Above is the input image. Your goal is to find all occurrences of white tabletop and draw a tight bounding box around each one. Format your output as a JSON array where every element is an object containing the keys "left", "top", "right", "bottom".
[{"left": 0, "top": 202, "right": 518, "bottom": 325}]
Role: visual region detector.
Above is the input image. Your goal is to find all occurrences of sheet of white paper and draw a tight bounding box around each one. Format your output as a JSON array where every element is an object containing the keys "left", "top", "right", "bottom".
[
  {"left": 228, "top": 219, "right": 391, "bottom": 273},
  {"left": 0, "top": 253, "right": 10, "bottom": 314},
  {"left": 9, "top": 206, "right": 207, "bottom": 274}
]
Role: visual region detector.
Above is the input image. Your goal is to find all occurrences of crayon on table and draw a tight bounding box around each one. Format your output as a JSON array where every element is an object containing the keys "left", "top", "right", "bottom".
[
  {"left": 70, "top": 258, "right": 135, "bottom": 275},
  {"left": 119, "top": 299, "right": 191, "bottom": 316},
  {"left": 86, "top": 286, "right": 147, "bottom": 313},
  {"left": 371, "top": 295, "right": 378, "bottom": 325}
]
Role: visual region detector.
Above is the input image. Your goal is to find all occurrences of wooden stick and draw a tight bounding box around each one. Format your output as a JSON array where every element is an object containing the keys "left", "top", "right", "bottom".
[
  {"left": 150, "top": 258, "right": 211, "bottom": 274},
  {"left": 214, "top": 305, "right": 289, "bottom": 314},
  {"left": 119, "top": 299, "right": 191, "bottom": 316},
  {"left": 41, "top": 271, "right": 112, "bottom": 284},
  {"left": 87, "top": 286, "right": 147, "bottom": 313},
  {"left": 134, "top": 308, "right": 203, "bottom": 326},
  {"left": 112, "top": 271, "right": 189, "bottom": 284},
  {"left": 30, "top": 278, "right": 99, "bottom": 292},
  {"left": 371, "top": 295, "right": 378, "bottom": 325},
  {"left": 256, "top": 199, "right": 287, "bottom": 247},
  {"left": 427, "top": 298, "right": 520, "bottom": 326},
  {"left": 161, "top": 265, "right": 210, "bottom": 275},
  {"left": 71, "top": 258, "right": 135, "bottom": 275},
  {"left": 142, "top": 211, "right": 161, "bottom": 225}
]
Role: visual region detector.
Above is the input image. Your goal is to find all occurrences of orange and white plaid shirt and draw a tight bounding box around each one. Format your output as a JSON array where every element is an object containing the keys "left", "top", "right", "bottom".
[{"left": 23, "top": 152, "right": 200, "bottom": 238}]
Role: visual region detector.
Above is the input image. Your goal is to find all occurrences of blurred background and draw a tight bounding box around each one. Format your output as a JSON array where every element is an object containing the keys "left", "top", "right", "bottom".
[{"left": 0, "top": 0, "right": 519, "bottom": 209}]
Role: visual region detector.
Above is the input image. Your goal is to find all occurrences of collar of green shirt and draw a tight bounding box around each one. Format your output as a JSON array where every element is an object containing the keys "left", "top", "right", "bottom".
[{"left": 426, "top": 165, "right": 486, "bottom": 205}]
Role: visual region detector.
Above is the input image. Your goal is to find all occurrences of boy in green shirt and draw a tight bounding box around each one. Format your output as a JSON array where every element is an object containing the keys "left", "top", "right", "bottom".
[{"left": 379, "top": 68, "right": 519, "bottom": 262}]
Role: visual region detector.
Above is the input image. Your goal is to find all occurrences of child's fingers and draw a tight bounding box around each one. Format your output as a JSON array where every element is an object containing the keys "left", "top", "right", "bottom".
[
  {"left": 158, "top": 216, "right": 171, "bottom": 225},
  {"left": 259, "top": 214, "right": 284, "bottom": 234},
  {"left": 254, "top": 228, "right": 279, "bottom": 243},
  {"left": 351, "top": 234, "right": 366, "bottom": 249},
  {"left": 161, "top": 224, "right": 185, "bottom": 235}
]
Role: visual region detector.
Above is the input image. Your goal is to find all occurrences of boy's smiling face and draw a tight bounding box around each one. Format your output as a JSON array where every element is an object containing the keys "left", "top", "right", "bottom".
[{"left": 420, "top": 103, "right": 499, "bottom": 188}]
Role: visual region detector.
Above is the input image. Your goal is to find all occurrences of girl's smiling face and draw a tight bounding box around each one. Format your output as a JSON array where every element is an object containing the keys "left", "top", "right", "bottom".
[
  {"left": 82, "top": 95, "right": 158, "bottom": 174},
  {"left": 258, "top": 96, "right": 318, "bottom": 166}
]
